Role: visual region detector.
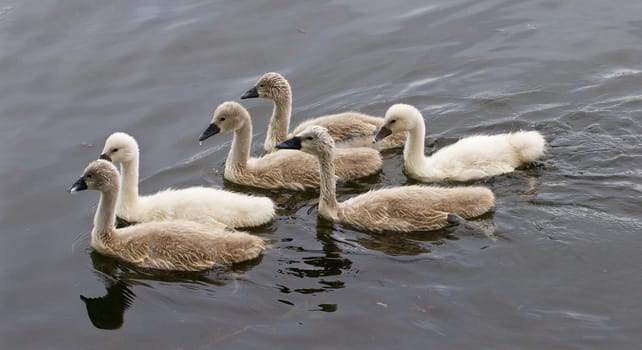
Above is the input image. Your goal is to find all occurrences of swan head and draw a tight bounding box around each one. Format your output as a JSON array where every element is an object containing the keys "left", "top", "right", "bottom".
[
  {"left": 276, "top": 125, "right": 334, "bottom": 157},
  {"left": 199, "top": 101, "right": 249, "bottom": 142},
  {"left": 68, "top": 159, "right": 119, "bottom": 194},
  {"left": 100, "top": 132, "right": 139, "bottom": 164},
  {"left": 374, "top": 104, "right": 422, "bottom": 142},
  {"left": 241, "top": 72, "right": 291, "bottom": 102}
]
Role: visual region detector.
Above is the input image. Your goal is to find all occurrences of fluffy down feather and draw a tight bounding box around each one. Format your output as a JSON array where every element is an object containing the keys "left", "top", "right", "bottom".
[
  {"left": 69, "top": 160, "right": 266, "bottom": 271},
  {"left": 340, "top": 185, "right": 495, "bottom": 232},
  {"left": 375, "top": 104, "right": 546, "bottom": 182},
  {"left": 200, "top": 101, "right": 382, "bottom": 190},
  {"left": 101, "top": 132, "right": 275, "bottom": 228},
  {"left": 277, "top": 126, "right": 495, "bottom": 232}
]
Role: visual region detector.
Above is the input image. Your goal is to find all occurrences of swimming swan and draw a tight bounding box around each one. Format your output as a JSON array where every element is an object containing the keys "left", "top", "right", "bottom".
[
  {"left": 68, "top": 160, "right": 266, "bottom": 271},
  {"left": 198, "top": 102, "right": 382, "bottom": 190},
  {"left": 276, "top": 126, "right": 495, "bottom": 232},
  {"left": 100, "top": 132, "right": 275, "bottom": 228},
  {"left": 374, "top": 104, "right": 546, "bottom": 182},
  {"left": 241, "top": 72, "right": 406, "bottom": 152}
]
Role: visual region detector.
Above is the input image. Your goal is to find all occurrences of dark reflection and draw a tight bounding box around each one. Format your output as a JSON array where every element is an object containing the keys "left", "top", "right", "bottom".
[
  {"left": 315, "top": 304, "right": 337, "bottom": 312},
  {"left": 275, "top": 193, "right": 497, "bottom": 303},
  {"left": 308, "top": 219, "right": 353, "bottom": 278},
  {"left": 349, "top": 229, "right": 444, "bottom": 256},
  {"left": 81, "top": 251, "right": 263, "bottom": 330},
  {"left": 340, "top": 169, "right": 383, "bottom": 189},
  {"left": 274, "top": 219, "right": 352, "bottom": 300},
  {"left": 324, "top": 211, "right": 497, "bottom": 256},
  {"left": 80, "top": 279, "right": 134, "bottom": 330}
]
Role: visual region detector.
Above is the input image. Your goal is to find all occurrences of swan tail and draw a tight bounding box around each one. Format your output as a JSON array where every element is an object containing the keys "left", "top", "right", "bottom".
[{"left": 510, "top": 131, "right": 546, "bottom": 163}]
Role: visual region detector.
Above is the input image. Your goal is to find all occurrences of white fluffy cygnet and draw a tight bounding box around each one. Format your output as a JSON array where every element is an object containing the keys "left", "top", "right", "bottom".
[
  {"left": 100, "top": 132, "right": 275, "bottom": 228},
  {"left": 374, "top": 104, "right": 546, "bottom": 182}
]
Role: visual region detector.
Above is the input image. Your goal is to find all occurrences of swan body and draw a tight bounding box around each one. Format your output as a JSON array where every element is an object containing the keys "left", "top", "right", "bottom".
[
  {"left": 68, "top": 160, "right": 266, "bottom": 271},
  {"left": 276, "top": 126, "right": 495, "bottom": 232},
  {"left": 100, "top": 132, "right": 275, "bottom": 229},
  {"left": 199, "top": 102, "right": 382, "bottom": 190},
  {"left": 374, "top": 104, "right": 546, "bottom": 182},
  {"left": 241, "top": 72, "right": 406, "bottom": 152}
]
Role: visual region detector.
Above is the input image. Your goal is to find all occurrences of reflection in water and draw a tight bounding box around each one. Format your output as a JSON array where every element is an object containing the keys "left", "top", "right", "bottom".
[
  {"left": 81, "top": 251, "right": 262, "bottom": 329},
  {"left": 274, "top": 219, "right": 352, "bottom": 302},
  {"left": 325, "top": 211, "right": 497, "bottom": 256},
  {"left": 274, "top": 198, "right": 498, "bottom": 302},
  {"left": 350, "top": 229, "right": 445, "bottom": 256},
  {"left": 80, "top": 279, "right": 134, "bottom": 330}
]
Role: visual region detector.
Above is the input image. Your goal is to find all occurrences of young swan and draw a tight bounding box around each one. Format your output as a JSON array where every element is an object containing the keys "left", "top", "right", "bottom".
[
  {"left": 100, "top": 132, "right": 275, "bottom": 229},
  {"left": 374, "top": 104, "right": 546, "bottom": 182},
  {"left": 68, "top": 160, "right": 266, "bottom": 271},
  {"left": 198, "top": 101, "right": 382, "bottom": 190},
  {"left": 276, "top": 126, "right": 495, "bottom": 232},
  {"left": 241, "top": 72, "right": 406, "bottom": 152}
]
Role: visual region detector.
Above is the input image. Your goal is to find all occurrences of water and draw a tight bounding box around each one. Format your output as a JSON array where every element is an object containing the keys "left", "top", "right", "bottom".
[{"left": 1, "top": 0, "right": 641, "bottom": 348}]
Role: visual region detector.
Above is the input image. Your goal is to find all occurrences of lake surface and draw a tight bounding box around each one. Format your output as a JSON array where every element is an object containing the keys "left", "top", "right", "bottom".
[{"left": 1, "top": 0, "right": 641, "bottom": 349}]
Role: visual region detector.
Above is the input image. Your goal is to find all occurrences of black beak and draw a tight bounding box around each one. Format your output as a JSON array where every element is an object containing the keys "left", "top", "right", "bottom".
[
  {"left": 241, "top": 86, "right": 259, "bottom": 99},
  {"left": 373, "top": 126, "right": 392, "bottom": 143},
  {"left": 199, "top": 123, "right": 221, "bottom": 142},
  {"left": 99, "top": 153, "right": 112, "bottom": 161},
  {"left": 68, "top": 177, "right": 88, "bottom": 193},
  {"left": 276, "top": 137, "right": 302, "bottom": 150}
]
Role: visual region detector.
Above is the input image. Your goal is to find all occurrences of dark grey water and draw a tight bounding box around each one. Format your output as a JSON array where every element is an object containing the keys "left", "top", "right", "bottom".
[{"left": 1, "top": 0, "right": 641, "bottom": 349}]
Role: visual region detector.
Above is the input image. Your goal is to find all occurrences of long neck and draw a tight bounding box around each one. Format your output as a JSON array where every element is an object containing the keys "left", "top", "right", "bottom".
[
  {"left": 317, "top": 148, "right": 340, "bottom": 221},
  {"left": 403, "top": 119, "right": 428, "bottom": 168},
  {"left": 118, "top": 157, "right": 139, "bottom": 209},
  {"left": 93, "top": 185, "right": 118, "bottom": 245},
  {"left": 227, "top": 120, "right": 252, "bottom": 170},
  {"left": 265, "top": 93, "right": 291, "bottom": 152}
]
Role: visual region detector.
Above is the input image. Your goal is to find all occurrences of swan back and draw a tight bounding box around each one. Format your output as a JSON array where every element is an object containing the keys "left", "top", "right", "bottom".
[
  {"left": 132, "top": 187, "right": 275, "bottom": 229},
  {"left": 101, "top": 132, "right": 139, "bottom": 163},
  {"left": 339, "top": 185, "right": 495, "bottom": 232},
  {"left": 111, "top": 220, "right": 266, "bottom": 270}
]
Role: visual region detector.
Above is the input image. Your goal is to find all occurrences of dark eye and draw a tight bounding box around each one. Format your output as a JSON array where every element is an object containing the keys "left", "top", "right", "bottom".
[
  {"left": 259, "top": 84, "right": 264, "bottom": 88},
  {"left": 220, "top": 117, "right": 226, "bottom": 121},
  {"left": 112, "top": 148, "right": 118, "bottom": 152},
  {"left": 86, "top": 174, "right": 92, "bottom": 179},
  {"left": 306, "top": 136, "right": 313, "bottom": 140},
  {"left": 391, "top": 120, "right": 396, "bottom": 124}
]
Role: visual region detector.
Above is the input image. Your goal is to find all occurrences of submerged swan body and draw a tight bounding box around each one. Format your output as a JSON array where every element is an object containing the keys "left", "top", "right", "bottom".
[
  {"left": 374, "top": 104, "right": 546, "bottom": 182},
  {"left": 100, "top": 132, "right": 275, "bottom": 229},
  {"left": 241, "top": 72, "right": 406, "bottom": 152},
  {"left": 68, "top": 160, "right": 266, "bottom": 271},
  {"left": 276, "top": 126, "right": 495, "bottom": 232},
  {"left": 199, "top": 102, "right": 381, "bottom": 190}
]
